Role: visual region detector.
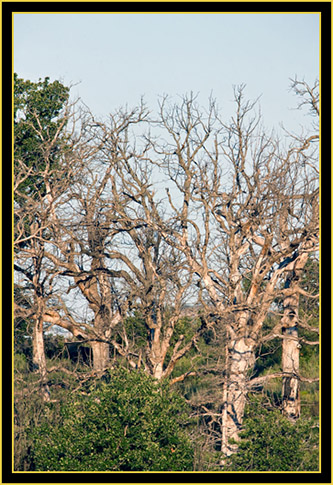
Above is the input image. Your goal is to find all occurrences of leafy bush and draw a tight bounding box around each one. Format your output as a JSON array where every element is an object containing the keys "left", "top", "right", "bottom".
[
  {"left": 30, "top": 368, "right": 194, "bottom": 471},
  {"left": 14, "top": 353, "right": 29, "bottom": 373},
  {"left": 225, "top": 396, "right": 319, "bottom": 471},
  {"left": 14, "top": 388, "right": 47, "bottom": 471}
]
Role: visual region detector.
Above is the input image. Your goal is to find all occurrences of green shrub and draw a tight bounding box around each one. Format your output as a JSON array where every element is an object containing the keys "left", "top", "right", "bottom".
[
  {"left": 30, "top": 368, "right": 194, "bottom": 471},
  {"left": 14, "top": 353, "right": 29, "bottom": 373},
  {"left": 225, "top": 396, "right": 319, "bottom": 471}
]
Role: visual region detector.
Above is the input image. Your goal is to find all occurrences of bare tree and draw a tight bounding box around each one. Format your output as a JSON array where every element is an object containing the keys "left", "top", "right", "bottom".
[
  {"left": 147, "top": 87, "right": 319, "bottom": 456},
  {"left": 36, "top": 102, "right": 198, "bottom": 377},
  {"left": 278, "top": 78, "right": 319, "bottom": 419},
  {"left": 14, "top": 78, "right": 319, "bottom": 460},
  {"left": 35, "top": 110, "right": 131, "bottom": 373},
  {"left": 14, "top": 93, "right": 78, "bottom": 398}
]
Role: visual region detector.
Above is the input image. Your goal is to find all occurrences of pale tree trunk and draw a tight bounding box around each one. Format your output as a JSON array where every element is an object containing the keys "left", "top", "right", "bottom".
[
  {"left": 87, "top": 257, "right": 117, "bottom": 372},
  {"left": 281, "top": 322, "right": 300, "bottom": 419},
  {"left": 32, "top": 254, "right": 50, "bottom": 401},
  {"left": 145, "top": 307, "right": 189, "bottom": 380},
  {"left": 41, "top": 308, "right": 115, "bottom": 373},
  {"left": 89, "top": 305, "right": 123, "bottom": 372},
  {"left": 32, "top": 317, "right": 50, "bottom": 401},
  {"left": 90, "top": 340, "right": 110, "bottom": 372},
  {"left": 221, "top": 328, "right": 256, "bottom": 456},
  {"left": 89, "top": 302, "right": 114, "bottom": 373},
  {"left": 147, "top": 323, "right": 165, "bottom": 379},
  {"left": 219, "top": 254, "right": 256, "bottom": 457},
  {"left": 281, "top": 286, "right": 300, "bottom": 420},
  {"left": 143, "top": 290, "right": 170, "bottom": 379},
  {"left": 281, "top": 253, "right": 308, "bottom": 419}
]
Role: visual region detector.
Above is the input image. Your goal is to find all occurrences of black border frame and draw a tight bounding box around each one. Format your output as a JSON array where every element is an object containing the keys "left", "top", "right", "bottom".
[{"left": 3, "top": 2, "right": 331, "bottom": 483}]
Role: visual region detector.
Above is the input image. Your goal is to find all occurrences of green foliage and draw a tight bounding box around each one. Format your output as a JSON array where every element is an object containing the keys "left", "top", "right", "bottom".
[
  {"left": 14, "top": 286, "right": 34, "bottom": 356},
  {"left": 123, "top": 312, "right": 147, "bottom": 349},
  {"left": 44, "top": 333, "right": 67, "bottom": 360},
  {"left": 253, "top": 256, "right": 319, "bottom": 416},
  {"left": 299, "top": 344, "right": 319, "bottom": 418},
  {"left": 14, "top": 382, "right": 49, "bottom": 471},
  {"left": 225, "top": 396, "right": 319, "bottom": 471},
  {"left": 30, "top": 368, "right": 194, "bottom": 471},
  {"left": 164, "top": 316, "right": 199, "bottom": 369},
  {"left": 14, "top": 353, "right": 29, "bottom": 373},
  {"left": 13, "top": 78, "right": 320, "bottom": 473},
  {"left": 254, "top": 338, "right": 282, "bottom": 378},
  {"left": 14, "top": 74, "right": 71, "bottom": 248},
  {"left": 14, "top": 73, "right": 70, "bottom": 196},
  {"left": 14, "top": 320, "right": 33, "bottom": 360}
]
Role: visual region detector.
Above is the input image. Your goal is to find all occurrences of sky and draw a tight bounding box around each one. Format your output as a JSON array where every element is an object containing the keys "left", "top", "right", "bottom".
[
  {"left": 14, "top": 12, "right": 319, "bottom": 134},
  {"left": 13, "top": 11, "right": 320, "bottom": 323}
]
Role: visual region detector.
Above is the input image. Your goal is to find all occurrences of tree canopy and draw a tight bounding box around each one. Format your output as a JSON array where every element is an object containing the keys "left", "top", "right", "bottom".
[{"left": 13, "top": 74, "right": 320, "bottom": 472}]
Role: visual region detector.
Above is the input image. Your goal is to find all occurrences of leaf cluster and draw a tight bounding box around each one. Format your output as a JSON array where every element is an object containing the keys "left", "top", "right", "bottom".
[
  {"left": 14, "top": 73, "right": 70, "bottom": 200},
  {"left": 29, "top": 368, "right": 194, "bottom": 471},
  {"left": 224, "top": 395, "right": 319, "bottom": 471}
]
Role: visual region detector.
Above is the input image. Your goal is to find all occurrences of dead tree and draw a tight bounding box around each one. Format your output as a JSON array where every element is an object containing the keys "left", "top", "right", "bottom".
[
  {"left": 76, "top": 106, "right": 199, "bottom": 378},
  {"left": 14, "top": 95, "right": 77, "bottom": 399},
  {"left": 149, "top": 87, "right": 319, "bottom": 456}
]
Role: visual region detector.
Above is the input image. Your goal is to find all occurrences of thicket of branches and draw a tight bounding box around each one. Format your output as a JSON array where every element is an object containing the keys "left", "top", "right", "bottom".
[{"left": 14, "top": 74, "right": 319, "bottom": 471}]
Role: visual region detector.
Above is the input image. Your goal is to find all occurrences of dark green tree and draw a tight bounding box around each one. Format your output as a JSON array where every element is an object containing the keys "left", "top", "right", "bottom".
[
  {"left": 14, "top": 73, "right": 71, "bottom": 251},
  {"left": 29, "top": 368, "right": 194, "bottom": 471},
  {"left": 14, "top": 73, "right": 70, "bottom": 201}
]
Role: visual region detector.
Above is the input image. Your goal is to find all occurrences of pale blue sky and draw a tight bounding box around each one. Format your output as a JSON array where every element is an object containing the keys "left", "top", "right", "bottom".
[{"left": 14, "top": 13, "right": 319, "bottom": 132}]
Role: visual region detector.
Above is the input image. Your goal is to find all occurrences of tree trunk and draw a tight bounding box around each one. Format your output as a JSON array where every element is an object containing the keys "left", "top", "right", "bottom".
[
  {"left": 281, "top": 325, "right": 300, "bottom": 419},
  {"left": 281, "top": 272, "right": 301, "bottom": 420},
  {"left": 147, "top": 326, "right": 165, "bottom": 379},
  {"left": 221, "top": 333, "right": 256, "bottom": 456},
  {"left": 90, "top": 340, "right": 110, "bottom": 372},
  {"left": 281, "top": 251, "right": 309, "bottom": 419},
  {"left": 32, "top": 318, "right": 50, "bottom": 401}
]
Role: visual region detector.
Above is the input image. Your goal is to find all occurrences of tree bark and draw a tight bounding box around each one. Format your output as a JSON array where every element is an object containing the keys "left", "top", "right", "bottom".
[
  {"left": 221, "top": 332, "right": 256, "bottom": 456},
  {"left": 32, "top": 317, "right": 50, "bottom": 401},
  {"left": 148, "top": 337, "right": 164, "bottom": 379},
  {"left": 281, "top": 325, "right": 300, "bottom": 420},
  {"left": 90, "top": 340, "right": 110, "bottom": 372},
  {"left": 281, "top": 250, "right": 311, "bottom": 419},
  {"left": 281, "top": 290, "right": 301, "bottom": 419}
]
